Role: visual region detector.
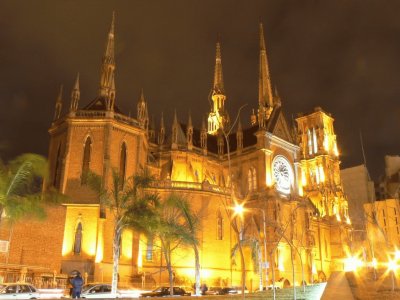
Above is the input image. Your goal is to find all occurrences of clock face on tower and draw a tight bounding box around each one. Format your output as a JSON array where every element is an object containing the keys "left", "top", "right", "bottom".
[{"left": 272, "top": 155, "right": 293, "bottom": 194}]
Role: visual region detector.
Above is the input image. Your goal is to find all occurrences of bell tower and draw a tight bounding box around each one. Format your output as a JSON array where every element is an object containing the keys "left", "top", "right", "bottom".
[{"left": 208, "top": 41, "right": 229, "bottom": 134}]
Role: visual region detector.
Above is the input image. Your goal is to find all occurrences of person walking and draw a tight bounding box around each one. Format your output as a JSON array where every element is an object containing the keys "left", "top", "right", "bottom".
[{"left": 71, "top": 273, "right": 84, "bottom": 298}]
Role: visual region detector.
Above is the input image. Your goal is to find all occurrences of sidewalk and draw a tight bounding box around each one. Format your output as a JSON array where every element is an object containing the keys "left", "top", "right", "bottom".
[{"left": 321, "top": 271, "right": 354, "bottom": 300}]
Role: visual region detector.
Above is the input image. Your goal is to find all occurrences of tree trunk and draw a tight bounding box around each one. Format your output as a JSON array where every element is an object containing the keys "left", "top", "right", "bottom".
[
  {"left": 270, "top": 251, "right": 276, "bottom": 300},
  {"left": 111, "top": 228, "right": 121, "bottom": 296},
  {"left": 237, "top": 231, "right": 246, "bottom": 298},
  {"left": 194, "top": 245, "right": 201, "bottom": 296},
  {"left": 258, "top": 245, "right": 263, "bottom": 291},
  {"left": 162, "top": 241, "right": 174, "bottom": 297}
]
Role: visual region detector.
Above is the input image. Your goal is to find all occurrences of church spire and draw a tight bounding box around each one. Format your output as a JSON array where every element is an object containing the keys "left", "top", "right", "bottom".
[
  {"left": 187, "top": 111, "right": 193, "bottom": 150},
  {"left": 70, "top": 73, "right": 80, "bottom": 112},
  {"left": 106, "top": 74, "right": 116, "bottom": 111},
  {"left": 137, "top": 88, "right": 147, "bottom": 127},
  {"left": 208, "top": 39, "right": 229, "bottom": 135},
  {"left": 171, "top": 110, "right": 179, "bottom": 149},
  {"left": 158, "top": 112, "right": 165, "bottom": 145},
  {"left": 213, "top": 40, "right": 225, "bottom": 96},
  {"left": 259, "top": 22, "right": 273, "bottom": 109},
  {"left": 98, "top": 12, "right": 116, "bottom": 97},
  {"left": 54, "top": 84, "right": 63, "bottom": 120}
]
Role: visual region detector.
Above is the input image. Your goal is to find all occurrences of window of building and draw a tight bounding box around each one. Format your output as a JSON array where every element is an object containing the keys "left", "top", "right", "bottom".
[
  {"left": 248, "top": 169, "right": 253, "bottom": 191},
  {"left": 119, "top": 143, "right": 127, "bottom": 186},
  {"left": 73, "top": 222, "right": 83, "bottom": 254},
  {"left": 146, "top": 237, "right": 153, "bottom": 261},
  {"left": 313, "top": 128, "right": 318, "bottom": 154},
  {"left": 217, "top": 211, "right": 223, "bottom": 240},
  {"left": 81, "top": 137, "right": 92, "bottom": 184},
  {"left": 307, "top": 129, "right": 312, "bottom": 155}
]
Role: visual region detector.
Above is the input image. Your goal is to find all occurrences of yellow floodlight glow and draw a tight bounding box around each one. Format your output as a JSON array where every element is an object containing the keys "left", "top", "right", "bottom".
[
  {"left": 333, "top": 142, "right": 339, "bottom": 156},
  {"left": 388, "top": 259, "right": 398, "bottom": 271},
  {"left": 323, "top": 135, "right": 329, "bottom": 151},
  {"left": 301, "top": 169, "right": 307, "bottom": 187},
  {"left": 266, "top": 171, "right": 272, "bottom": 187},
  {"left": 395, "top": 250, "right": 400, "bottom": 261},
  {"left": 372, "top": 258, "right": 377, "bottom": 268},
  {"left": 319, "top": 166, "right": 325, "bottom": 182},
  {"left": 137, "top": 241, "right": 143, "bottom": 270},
  {"left": 344, "top": 256, "right": 362, "bottom": 272},
  {"left": 336, "top": 214, "right": 341, "bottom": 222},
  {"left": 233, "top": 204, "right": 244, "bottom": 216}
]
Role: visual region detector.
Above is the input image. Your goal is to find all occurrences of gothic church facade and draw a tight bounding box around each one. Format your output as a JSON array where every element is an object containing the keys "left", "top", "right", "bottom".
[{"left": 1, "top": 15, "right": 352, "bottom": 288}]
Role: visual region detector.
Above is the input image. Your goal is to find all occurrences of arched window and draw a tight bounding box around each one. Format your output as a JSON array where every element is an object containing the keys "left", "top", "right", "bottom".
[
  {"left": 53, "top": 143, "right": 62, "bottom": 189},
  {"left": 73, "top": 222, "right": 83, "bottom": 254},
  {"left": 81, "top": 137, "right": 92, "bottom": 184},
  {"left": 252, "top": 168, "right": 257, "bottom": 191},
  {"left": 119, "top": 143, "right": 127, "bottom": 186},
  {"left": 248, "top": 168, "right": 257, "bottom": 192},
  {"left": 313, "top": 128, "right": 318, "bottom": 154},
  {"left": 248, "top": 169, "right": 253, "bottom": 191},
  {"left": 146, "top": 236, "right": 153, "bottom": 261},
  {"left": 217, "top": 211, "right": 223, "bottom": 240},
  {"left": 307, "top": 129, "right": 313, "bottom": 155}
]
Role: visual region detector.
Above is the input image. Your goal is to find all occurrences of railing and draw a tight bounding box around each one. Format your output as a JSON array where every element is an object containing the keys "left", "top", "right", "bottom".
[
  {"left": 150, "top": 180, "right": 231, "bottom": 195},
  {"left": 74, "top": 111, "right": 140, "bottom": 127}
]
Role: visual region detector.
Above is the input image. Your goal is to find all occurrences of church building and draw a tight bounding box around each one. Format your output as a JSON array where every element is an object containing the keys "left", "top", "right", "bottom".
[{"left": 0, "top": 14, "right": 352, "bottom": 289}]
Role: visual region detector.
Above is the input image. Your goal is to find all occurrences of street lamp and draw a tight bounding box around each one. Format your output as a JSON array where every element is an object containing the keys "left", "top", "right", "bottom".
[{"left": 234, "top": 204, "right": 268, "bottom": 291}]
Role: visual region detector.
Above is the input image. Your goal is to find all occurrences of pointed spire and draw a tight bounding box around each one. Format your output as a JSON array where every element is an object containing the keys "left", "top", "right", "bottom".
[
  {"left": 137, "top": 88, "right": 147, "bottom": 126},
  {"left": 187, "top": 111, "right": 193, "bottom": 150},
  {"left": 172, "top": 110, "right": 179, "bottom": 148},
  {"left": 54, "top": 85, "right": 63, "bottom": 120},
  {"left": 250, "top": 108, "right": 257, "bottom": 126},
  {"left": 158, "top": 112, "right": 165, "bottom": 145},
  {"left": 237, "top": 118, "right": 243, "bottom": 153},
  {"left": 149, "top": 114, "right": 156, "bottom": 142},
  {"left": 107, "top": 74, "right": 116, "bottom": 111},
  {"left": 208, "top": 39, "right": 228, "bottom": 135},
  {"left": 212, "top": 40, "right": 225, "bottom": 95},
  {"left": 274, "top": 85, "right": 282, "bottom": 107},
  {"left": 98, "top": 12, "right": 116, "bottom": 97},
  {"left": 259, "top": 22, "right": 273, "bottom": 108},
  {"left": 70, "top": 73, "right": 80, "bottom": 112},
  {"left": 200, "top": 117, "right": 207, "bottom": 153},
  {"left": 188, "top": 111, "right": 193, "bottom": 128}
]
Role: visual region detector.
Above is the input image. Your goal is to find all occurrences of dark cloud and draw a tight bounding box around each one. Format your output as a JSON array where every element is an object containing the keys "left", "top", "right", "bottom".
[{"left": 0, "top": 0, "right": 399, "bottom": 180}]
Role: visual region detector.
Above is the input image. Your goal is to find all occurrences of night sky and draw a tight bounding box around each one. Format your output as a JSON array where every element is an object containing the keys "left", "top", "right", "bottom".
[{"left": 0, "top": 0, "right": 399, "bottom": 180}]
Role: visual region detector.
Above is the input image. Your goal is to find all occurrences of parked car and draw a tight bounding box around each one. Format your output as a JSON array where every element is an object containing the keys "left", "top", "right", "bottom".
[
  {"left": 0, "top": 283, "right": 40, "bottom": 299},
  {"left": 140, "top": 286, "right": 191, "bottom": 297},
  {"left": 204, "top": 286, "right": 222, "bottom": 295},
  {"left": 80, "top": 283, "right": 121, "bottom": 298},
  {"left": 219, "top": 286, "right": 248, "bottom": 295}
]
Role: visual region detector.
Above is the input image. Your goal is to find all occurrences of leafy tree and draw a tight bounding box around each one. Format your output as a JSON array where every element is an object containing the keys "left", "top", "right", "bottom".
[
  {"left": 0, "top": 153, "right": 56, "bottom": 224},
  {"left": 84, "top": 168, "right": 158, "bottom": 296}
]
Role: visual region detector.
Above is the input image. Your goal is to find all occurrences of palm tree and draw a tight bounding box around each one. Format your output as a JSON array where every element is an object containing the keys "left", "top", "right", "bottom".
[
  {"left": 84, "top": 168, "right": 158, "bottom": 296},
  {"left": 156, "top": 194, "right": 199, "bottom": 296},
  {"left": 0, "top": 153, "right": 55, "bottom": 224},
  {"left": 173, "top": 195, "right": 201, "bottom": 296}
]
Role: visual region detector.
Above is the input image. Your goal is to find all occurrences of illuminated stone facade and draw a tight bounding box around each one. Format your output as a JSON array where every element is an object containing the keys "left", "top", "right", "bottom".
[{"left": 1, "top": 16, "right": 352, "bottom": 288}]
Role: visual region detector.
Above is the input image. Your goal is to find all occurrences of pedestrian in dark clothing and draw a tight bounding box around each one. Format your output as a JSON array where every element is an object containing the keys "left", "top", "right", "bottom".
[{"left": 71, "top": 273, "right": 84, "bottom": 298}]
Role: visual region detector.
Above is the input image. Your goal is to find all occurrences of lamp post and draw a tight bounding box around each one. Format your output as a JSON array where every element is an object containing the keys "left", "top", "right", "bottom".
[{"left": 234, "top": 204, "right": 268, "bottom": 291}]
